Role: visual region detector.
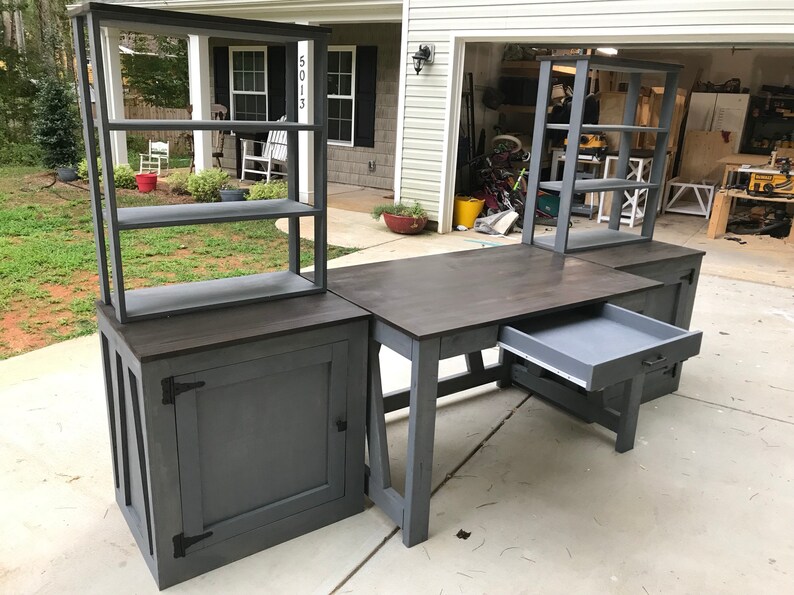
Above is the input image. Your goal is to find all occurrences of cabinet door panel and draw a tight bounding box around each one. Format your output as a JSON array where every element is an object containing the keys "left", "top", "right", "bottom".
[{"left": 174, "top": 341, "right": 349, "bottom": 554}]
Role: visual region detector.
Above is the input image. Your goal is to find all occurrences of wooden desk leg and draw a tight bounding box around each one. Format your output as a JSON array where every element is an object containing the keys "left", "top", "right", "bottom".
[
  {"left": 706, "top": 190, "right": 731, "bottom": 239},
  {"left": 402, "top": 336, "right": 441, "bottom": 547},
  {"left": 464, "top": 351, "right": 484, "bottom": 373},
  {"left": 615, "top": 373, "right": 645, "bottom": 453},
  {"left": 496, "top": 347, "right": 517, "bottom": 389}
]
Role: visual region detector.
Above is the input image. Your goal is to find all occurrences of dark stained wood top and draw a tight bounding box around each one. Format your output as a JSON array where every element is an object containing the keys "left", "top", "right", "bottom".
[
  {"left": 573, "top": 240, "right": 704, "bottom": 271},
  {"left": 325, "top": 244, "right": 661, "bottom": 341},
  {"left": 97, "top": 292, "right": 369, "bottom": 362}
]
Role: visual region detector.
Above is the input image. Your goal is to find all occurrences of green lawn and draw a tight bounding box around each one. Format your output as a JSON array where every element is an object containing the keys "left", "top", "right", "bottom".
[{"left": 0, "top": 167, "right": 355, "bottom": 359}]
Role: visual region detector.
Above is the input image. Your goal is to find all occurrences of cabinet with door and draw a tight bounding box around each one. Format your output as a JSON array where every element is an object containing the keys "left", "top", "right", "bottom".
[{"left": 96, "top": 296, "right": 368, "bottom": 589}]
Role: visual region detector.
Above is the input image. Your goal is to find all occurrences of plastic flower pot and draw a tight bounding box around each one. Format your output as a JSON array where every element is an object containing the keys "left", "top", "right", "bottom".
[
  {"left": 135, "top": 173, "right": 158, "bottom": 193},
  {"left": 220, "top": 188, "right": 249, "bottom": 202},
  {"left": 382, "top": 212, "right": 428, "bottom": 235},
  {"left": 56, "top": 167, "right": 78, "bottom": 182}
]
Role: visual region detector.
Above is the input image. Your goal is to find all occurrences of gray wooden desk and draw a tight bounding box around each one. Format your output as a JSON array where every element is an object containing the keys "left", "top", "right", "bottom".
[{"left": 326, "top": 244, "right": 659, "bottom": 547}]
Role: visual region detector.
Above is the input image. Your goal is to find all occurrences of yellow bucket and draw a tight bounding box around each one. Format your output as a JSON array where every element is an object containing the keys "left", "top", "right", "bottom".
[{"left": 453, "top": 195, "right": 485, "bottom": 228}]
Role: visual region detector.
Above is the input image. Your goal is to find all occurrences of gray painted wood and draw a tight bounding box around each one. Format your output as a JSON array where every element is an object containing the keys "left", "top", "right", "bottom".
[
  {"left": 73, "top": 3, "right": 331, "bottom": 323},
  {"left": 119, "top": 272, "right": 322, "bottom": 321},
  {"left": 72, "top": 15, "right": 109, "bottom": 304},
  {"left": 115, "top": 200, "right": 318, "bottom": 230},
  {"left": 499, "top": 303, "right": 702, "bottom": 391},
  {"left": 95, "top": 304, "right": 367, "bottom": 589},
  {"left": 403, "top": 337, "right": 441, "bottom": 547},
  {"left": 615, "top": 373, "right": 645, "bottom": 453}
]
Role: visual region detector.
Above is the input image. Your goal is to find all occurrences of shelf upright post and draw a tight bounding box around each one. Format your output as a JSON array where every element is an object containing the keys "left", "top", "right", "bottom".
[
  {"left": 641, "top": 70, "right": 680, "bottom": 238},
  {"left": 607, "top": 72, "right": 642, "bottom": 230},
  {"left": 553, "top": 58, "right": 590, "bottom": 254},
  {"left": 88, "top": 12, "right": 127, "bottom": 320},
  {"left": 286, "top": 41, "right": 301, "bottom": 274},
  {"left": 312, "top": 38, "right": 329, "bottom": 290},
  {"left": 72, "top": 14, "right": 110, "bottom": 304},
  {"left": 520, "top": 60, "right": 553, "bottom": 244}
]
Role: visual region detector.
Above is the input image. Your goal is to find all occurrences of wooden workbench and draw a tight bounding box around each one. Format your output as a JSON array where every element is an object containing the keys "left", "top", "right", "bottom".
[{"left": 707, "top": 188, "right": 794, "bottom": 243}]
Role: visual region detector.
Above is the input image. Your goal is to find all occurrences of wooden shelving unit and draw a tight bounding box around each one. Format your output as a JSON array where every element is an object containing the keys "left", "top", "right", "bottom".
[
  {"left": 521, "top": 55, "right": 683, "bottom": 253},
  {"left": 72, "top": 3, "right": 330, "bottom": 322}
]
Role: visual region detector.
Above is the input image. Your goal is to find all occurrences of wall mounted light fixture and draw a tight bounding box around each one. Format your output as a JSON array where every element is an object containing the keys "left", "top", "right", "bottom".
[{"left": 411, "top": 44, "right": 435, "bottom": 74}]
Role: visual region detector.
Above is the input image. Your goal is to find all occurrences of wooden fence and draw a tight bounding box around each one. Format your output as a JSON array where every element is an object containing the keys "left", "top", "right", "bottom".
[{"left": 125, "top": 103, "right": 191, "bottom": 152}]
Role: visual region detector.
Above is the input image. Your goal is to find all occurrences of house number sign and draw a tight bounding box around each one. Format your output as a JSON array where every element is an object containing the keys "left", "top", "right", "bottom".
[{"left": 299, "top": 54, "right": 307, "bottom": 110}]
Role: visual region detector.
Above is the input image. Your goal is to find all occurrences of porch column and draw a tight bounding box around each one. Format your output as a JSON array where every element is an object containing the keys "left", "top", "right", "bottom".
[
  {"left": 101, "top": 27, "right": 127, "bottom": 166},
  {"left": 298, "top": 38, "right": 315, "bottom": 204},
  {"left": 188, "top": 34, "right": 212, "bottom": 171}
]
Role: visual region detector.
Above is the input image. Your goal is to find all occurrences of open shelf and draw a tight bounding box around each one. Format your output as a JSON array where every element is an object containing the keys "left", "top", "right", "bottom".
[
  {"left": 117, "top": 272, "right": 321, "bottom": 321},
  {"left": 547, "top": 124, "right": 666, "bottom": 133},
  {"left": 114, "top": 199, "right": 318, "bottom": 230},
  {"left": 539, "top": 178, "right": 657, "bottom": 193},
  {"left": 533, "top": 228, "right": 649, "bottom": 253}
]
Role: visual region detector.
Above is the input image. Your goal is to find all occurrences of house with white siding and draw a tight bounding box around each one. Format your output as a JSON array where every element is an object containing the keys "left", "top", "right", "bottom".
[{"left": 99, "top": 0, "right": 794, "bottom": 230}]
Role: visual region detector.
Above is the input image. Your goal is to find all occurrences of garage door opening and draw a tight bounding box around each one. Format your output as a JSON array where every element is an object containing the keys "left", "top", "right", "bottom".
[{"left": 450, "top": 44, "right": 794, "bottom": 241}]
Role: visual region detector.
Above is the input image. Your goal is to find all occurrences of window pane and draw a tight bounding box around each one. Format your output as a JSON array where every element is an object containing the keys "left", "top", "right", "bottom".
[
  {"left": 233, "top": 72, "right": 244, "bottom": 91},
  {"left": 233, "top": 52, "right": 242, "bottom": 70},
  {"left": 255, "top": 73, "right": 265, "bottom": 92},
  {"left": 254, "top": 52, "right": 265, "bottom": 72},
  {"left": 340, "top": 119, "right": 352, "bottom": 142},
  {"left": 340, "top": 74, "right": 352, "bottom": 96},
  {"left": 256, "top": 96, "right": 268, "bottom": 120},
  {"left": 340, "top": 51, "right": 353, "bottom": 73},
  {"left": 328, "top": 118, "right": 340, "bottom": 141},
  {"left": 244, "top": 72, "right": 254, "bottom": 91},
  {"left": 328, "top": 74, "right": 339, "bottom": 96},
  {"left": 328, "top": 51, "right": 340, "bottom": 73},
  {"left": 329, "top": 98, "right": 340, "bottom": 118},
  {"left": 235, "top": 95, "right": 246, "bottom": 117},
  {"left": 243, "top": 52, "right": 254, "bottom": 70},
  {"left": 341, "top": 99, "right": 352, "bottom": 119}
]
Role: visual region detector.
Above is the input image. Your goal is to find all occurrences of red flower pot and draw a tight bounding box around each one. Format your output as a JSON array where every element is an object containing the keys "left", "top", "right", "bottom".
[
  {"left": 135, "top": 173, "right": 158, "bottom": 193},
  {"left": 382, "top": 212, "right": 428, "bottom": 235}
]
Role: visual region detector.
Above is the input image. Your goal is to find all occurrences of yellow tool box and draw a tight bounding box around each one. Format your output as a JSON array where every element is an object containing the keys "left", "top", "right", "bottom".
[{"left": 564, "top": 133, "right": 607, "bottom": 157}]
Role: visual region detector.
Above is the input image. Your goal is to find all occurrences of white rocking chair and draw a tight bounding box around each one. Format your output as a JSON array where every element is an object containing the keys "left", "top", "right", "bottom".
[
  {"left": 240, "top": 116, "right": 288, "bottom": 182},
  {"left": 139, "top": 140, "right": 170, "bottom": 176}
]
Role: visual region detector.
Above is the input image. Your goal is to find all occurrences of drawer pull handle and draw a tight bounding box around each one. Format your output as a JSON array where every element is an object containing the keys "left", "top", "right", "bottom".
[{"left": 642, "top": 355, "right": 667, "bottom": 367}]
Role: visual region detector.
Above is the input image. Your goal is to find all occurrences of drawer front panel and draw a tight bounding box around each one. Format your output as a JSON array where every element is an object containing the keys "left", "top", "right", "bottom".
[{"left": 499, "top": 304, "right": 702, "bottom": 391}]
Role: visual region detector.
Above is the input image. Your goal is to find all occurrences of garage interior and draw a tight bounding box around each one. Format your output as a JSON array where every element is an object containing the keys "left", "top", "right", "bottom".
[{"left": 454, "top": 44, "right": 794, "bottom": 241}]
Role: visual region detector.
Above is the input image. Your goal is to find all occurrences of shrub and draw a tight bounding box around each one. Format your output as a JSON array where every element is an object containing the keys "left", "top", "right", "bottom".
[
  {"left": 77, "top": 157, "right": 102, "bottom": 181},
  {"left": 0, "top": 143, "right": 43, "bottom": 166},
  {"left": 167, "top": 171, "right": 191, "bottom": 195},
  {"left": 33, "top": 77, "right": 81, "bottom": 169},
  {"left": 186, "top": 168, "right": 229, "bottom": 202},
  {"left": 372, "top": 201, "right": 427, "bottom": 220},
  {"left": 248, "top": 180, "right": 288, "bottom": 200},
  {"left": 114, "top": 165, "right": 137, "bottom": 189}
]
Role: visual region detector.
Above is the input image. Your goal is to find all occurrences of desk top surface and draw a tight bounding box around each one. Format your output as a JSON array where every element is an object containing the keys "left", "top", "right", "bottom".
[
  {"left": 573, "top": 240, "right": 704, "bottom": 270},
  {"left": 326, "top": 244, "right": 660, "bottom": 341}
]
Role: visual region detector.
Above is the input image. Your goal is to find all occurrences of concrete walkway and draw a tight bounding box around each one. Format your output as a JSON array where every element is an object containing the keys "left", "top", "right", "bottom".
[{"left": 2, "top": 210, "right": 794, "bottom": 594}]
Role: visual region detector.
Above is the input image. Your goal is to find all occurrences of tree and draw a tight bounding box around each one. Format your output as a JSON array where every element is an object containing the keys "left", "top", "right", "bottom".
[
  {"left": 121, "top": 34, "right": 189, "bottom": 108},
  {"left": 33, "top": 76, "right": 81, "bottom": 168}
]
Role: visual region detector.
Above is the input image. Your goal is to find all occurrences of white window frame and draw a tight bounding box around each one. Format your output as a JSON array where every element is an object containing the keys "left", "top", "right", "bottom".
[
  {"left": 229, "top": 46, "right": 269, "bottom": 123},
  {"left": 327, "top": 45, "right": 356, "bottom": 147}
]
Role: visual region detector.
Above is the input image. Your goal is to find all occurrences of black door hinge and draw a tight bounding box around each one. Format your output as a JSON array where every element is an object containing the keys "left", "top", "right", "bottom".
[
  {"left": 173, "top": 530, "right": 213, "bottom": 558},
  {"left": 336, "top": 419, "right": 348, "bottom": 432},
  {"left": 161, "top": 377, "right": 206, "bottom": 405}
]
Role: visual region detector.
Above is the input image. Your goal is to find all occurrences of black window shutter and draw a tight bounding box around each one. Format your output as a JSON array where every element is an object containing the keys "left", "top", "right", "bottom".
[
  {"left": 354, "top": 46, "right": 378, "bottom": 148},
  {"left": 268, "top": 46, "right": 287, "bottom": 121},
  {"left": 213, "top": 46, "right": 230, "bottom": 112}
]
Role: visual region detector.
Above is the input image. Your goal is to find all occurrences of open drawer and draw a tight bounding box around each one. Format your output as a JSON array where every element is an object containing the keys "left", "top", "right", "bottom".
[{"left": 499, "top": 303, "right": 702, "bottom": 391}]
